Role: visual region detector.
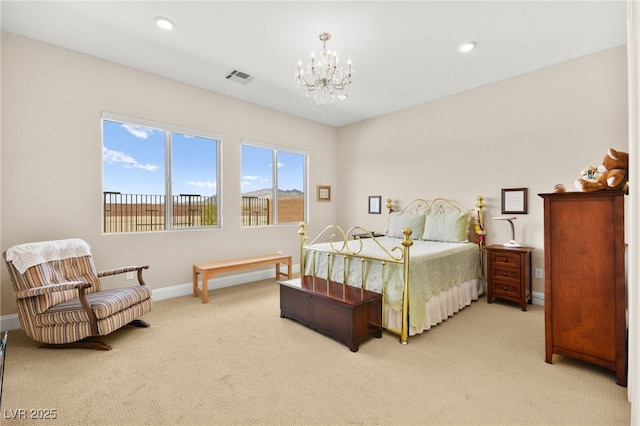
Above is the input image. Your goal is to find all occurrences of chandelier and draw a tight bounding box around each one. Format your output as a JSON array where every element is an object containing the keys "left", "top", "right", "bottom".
[{"left": 296, "top": 32, "right": 354, "bottom": 105}]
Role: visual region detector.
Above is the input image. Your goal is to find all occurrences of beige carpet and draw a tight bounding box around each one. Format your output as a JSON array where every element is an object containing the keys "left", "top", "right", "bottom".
[{"left": 1, "top": 279, "right": 630, "bottom": 425}]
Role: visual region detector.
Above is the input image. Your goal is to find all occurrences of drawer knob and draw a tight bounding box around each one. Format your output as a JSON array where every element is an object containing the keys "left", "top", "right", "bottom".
[
  {"left": 503, "top": 272, "right": 508, "bottom": 276},
  {"left": 503, "top": 286, "right": 507, "bottom": 290},
  {"left": 502, "top": 258, "right": 507, "bottom": 262}
]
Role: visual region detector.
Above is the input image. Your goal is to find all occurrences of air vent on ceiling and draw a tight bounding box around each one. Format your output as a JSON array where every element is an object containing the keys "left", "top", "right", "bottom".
[{"left": 225, "top": 69, "right": 254, "bottom": 84}]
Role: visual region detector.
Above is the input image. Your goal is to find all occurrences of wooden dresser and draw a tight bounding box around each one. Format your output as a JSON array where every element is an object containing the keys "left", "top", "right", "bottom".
[{"left": 539, "top": 191, "right": 627, "bottom": 386}]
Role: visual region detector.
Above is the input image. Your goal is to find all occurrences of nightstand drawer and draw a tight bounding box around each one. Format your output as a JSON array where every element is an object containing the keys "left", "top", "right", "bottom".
[
  {"left": 490, "top": 266, "right": 521, "bottom": 283},
  {"left": 490, "top": 252, "right": 521, "bottom": 268},
  {"left": 491, "top": 280, "right": 521, "bottom": 298}
]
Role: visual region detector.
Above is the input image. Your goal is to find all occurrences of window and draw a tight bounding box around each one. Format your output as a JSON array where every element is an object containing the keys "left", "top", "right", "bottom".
[
  {"left": 102, "top": 113, "right": 221, "bottom": 233},
  {"left": 241, "top": 141, "right": 307, "bottom": 226}
]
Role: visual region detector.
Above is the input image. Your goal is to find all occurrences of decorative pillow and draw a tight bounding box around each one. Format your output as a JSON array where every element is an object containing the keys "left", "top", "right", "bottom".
[
  {"left": 387, "top": 212, "right": 426, "bottom": 240},
  {"left": 423, "top": 210, "right": 472, "bottom": 243}
]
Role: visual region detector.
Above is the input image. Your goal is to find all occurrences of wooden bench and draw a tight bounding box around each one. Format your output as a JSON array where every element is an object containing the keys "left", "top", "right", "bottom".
[{"left": 193, "top": 254, "right": 292, "bottom": 304}]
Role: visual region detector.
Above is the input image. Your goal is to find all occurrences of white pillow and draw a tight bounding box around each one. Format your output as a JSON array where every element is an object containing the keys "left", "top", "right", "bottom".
[
  {"left": 423, "top": 210, "right": 471, "bottom": 243},
  {"left": 387, "top": 212, "right": 426, "bottom": 240}
]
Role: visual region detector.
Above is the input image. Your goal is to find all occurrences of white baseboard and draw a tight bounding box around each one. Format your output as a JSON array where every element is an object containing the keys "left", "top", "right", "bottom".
[
  {"left": 0, "top": 314, "right": 20, "bottom": 332},
  {"left": 532, "top": 290, "right": 544, "bottom": 306},
  {"left": 0, "top": 264, "right": 301, "bottom": 332}
]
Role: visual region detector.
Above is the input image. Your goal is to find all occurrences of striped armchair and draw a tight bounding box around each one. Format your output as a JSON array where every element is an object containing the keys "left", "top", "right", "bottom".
[{"left": 3, "top": 239, "right": 153, "bottom": 350}]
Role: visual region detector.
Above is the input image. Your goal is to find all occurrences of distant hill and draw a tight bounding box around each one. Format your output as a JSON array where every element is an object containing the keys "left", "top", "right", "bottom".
[{"left": 242, "top": 188, "right": 304, "bottom": 198}]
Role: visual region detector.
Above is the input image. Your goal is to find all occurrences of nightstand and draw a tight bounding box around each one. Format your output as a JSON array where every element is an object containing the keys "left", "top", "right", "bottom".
[{"left": 485, "top": 245, "right": 533, "bottom": 311}]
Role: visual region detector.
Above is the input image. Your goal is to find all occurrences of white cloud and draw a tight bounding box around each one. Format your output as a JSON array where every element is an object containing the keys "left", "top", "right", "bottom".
[
  {"left": 103, "top": 147, "right": 159, "bottom": 172},
  {"left": 121, "top": 124, "right": 154, "bottom": 139},
  {"left": 277, "top": 162, "right": 285, "bottom": 169},
  {"left": 186, "top": 181, "right": 217, "bottom": 189},
  {"left": 241, "top": 175, "right": 270, "bottom": 190}
]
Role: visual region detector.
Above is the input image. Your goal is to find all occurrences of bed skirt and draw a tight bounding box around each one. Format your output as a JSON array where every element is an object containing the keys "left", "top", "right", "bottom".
[{"left": 384, "top": 277, "right": 484, "bottom": 336}]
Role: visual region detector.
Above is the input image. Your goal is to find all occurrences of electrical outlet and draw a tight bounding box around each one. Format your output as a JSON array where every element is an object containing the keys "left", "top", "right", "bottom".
[
  {"left": 534, "top": 268, "right": 544, "bottom": 279},
  {"left": 126, "top": 272, "right": 134, "bottom": 280}
]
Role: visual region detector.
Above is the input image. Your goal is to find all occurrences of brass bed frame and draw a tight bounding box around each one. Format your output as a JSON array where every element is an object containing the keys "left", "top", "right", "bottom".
[{"left": 298, "top": 195, "right": 485, "bottom": 344}]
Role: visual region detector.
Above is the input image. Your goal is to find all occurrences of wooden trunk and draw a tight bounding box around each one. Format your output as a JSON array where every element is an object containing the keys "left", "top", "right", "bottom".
[
  {"left": 279, "top": 276, "right": 382, "bottom": 352},
  {"left": 539, "top": 191, "right": 626, "bottom": 386}
]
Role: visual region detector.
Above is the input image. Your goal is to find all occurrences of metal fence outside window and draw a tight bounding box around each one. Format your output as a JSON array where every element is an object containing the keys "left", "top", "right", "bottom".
[
  {"left": 103, "top": 192, "right": 224, "bottom": 233},
  {"left": 103, "top": 192, "right": 290, "bottom": 232}
]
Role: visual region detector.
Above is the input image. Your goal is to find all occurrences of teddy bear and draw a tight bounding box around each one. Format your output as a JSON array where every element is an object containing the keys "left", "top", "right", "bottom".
[{"left": 574, "top": 148, "right": 629, "bottom": 193}]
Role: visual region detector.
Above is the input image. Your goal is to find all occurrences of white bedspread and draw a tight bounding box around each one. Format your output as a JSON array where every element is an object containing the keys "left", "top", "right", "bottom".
[{"left": 304, "top": 237, "right": 482, "bottom": 330}]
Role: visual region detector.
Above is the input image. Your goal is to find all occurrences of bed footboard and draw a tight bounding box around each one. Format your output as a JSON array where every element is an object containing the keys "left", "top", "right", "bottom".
[
  {"left": 299, "top": 223, "right": 413, "bottom": 343},
  {"left": 298, "top": 195, "right": 485, "bottom": 345}
]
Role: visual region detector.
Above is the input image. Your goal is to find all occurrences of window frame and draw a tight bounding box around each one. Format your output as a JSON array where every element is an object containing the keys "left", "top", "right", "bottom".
[
  {"left": 102, "top": 112, "right": 223, "bottom": 234},
  {"left": 241, "top": 139, "right": 308, "bottom": 227}
]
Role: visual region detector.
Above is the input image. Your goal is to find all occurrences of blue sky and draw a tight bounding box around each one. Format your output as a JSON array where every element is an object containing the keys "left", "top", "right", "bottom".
[
  {"left": 103, "top": 120, "right": 216, "bottom": 196},
  {"left": 103, "top": 120, "right": 304, "bottom": 196},
  {"left": 241, "top": 145, "right": 304, "bottom": 194}
]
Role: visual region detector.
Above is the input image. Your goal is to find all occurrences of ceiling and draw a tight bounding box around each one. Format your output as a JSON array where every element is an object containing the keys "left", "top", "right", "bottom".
[{"left": 0, "top": 1, "right": 628, "bottom": 127}]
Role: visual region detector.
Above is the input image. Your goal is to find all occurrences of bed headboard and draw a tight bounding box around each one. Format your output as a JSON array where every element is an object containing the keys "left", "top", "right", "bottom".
[{"left": 386, "top": 195, "right": 485, "bottom": 248}]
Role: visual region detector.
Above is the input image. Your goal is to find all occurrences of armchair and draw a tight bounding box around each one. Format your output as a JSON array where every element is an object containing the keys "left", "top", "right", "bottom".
[{"left": 3, "top": 238, "right": 153, "bottom": 350}]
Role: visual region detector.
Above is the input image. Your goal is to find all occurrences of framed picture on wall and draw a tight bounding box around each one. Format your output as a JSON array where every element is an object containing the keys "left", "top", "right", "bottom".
[
  {"left": 501, "top": 188, "right": 528, "bottom": 214},
  {"left": 368, "top": 196, "right": 382, "bottom": 214},
  {"left": 317, "top": 185, "right": 331, "bottom": 202}
]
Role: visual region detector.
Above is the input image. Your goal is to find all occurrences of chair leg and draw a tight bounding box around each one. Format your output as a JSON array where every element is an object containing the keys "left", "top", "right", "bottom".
[
  {"left": 38, "top": 321, "right": 149, "bottom": 350},
  {"left": 39, "top": 337, "right": 112, "bottom": 351},
  {"left": 128, "top": 319, "right": 150, "bottom": 328}
]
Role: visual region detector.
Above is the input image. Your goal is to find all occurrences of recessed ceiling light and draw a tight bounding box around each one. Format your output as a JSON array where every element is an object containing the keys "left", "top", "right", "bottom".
[
  {"left": 155, "top": 16, "right": 174, "bottom": 31},
  {"left": 458, "top": 41, "right": 477, "bottom": 53}
]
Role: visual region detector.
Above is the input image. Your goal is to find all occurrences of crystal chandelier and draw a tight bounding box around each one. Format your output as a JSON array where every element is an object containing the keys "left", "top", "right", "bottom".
[{"left": 296, "top": 32, "right": 354, "bottom": 105}]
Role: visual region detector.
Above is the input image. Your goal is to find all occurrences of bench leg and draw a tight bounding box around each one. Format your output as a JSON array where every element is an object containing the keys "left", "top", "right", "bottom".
[
  {"left": 275, "top": 258, "right": 293, "bottom": 280},
  {"left": 202, "top": 272, "right": 210, "bottom": 304},
  {"left": 193, "top": 268, "right": 199, "bottom": 298},
  {"left": 193, "top": 267, "right": 209, "bottom": 304}
]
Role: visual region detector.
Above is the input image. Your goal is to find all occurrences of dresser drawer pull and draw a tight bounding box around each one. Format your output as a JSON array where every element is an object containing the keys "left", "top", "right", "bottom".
[
  {"left": 502, "top": 257, "right": 508, "bottom": 262},
  {"left": 503, "top": 272, "right": 508, "bottom": 276},
  {"left": 503, "top": 286, "right": 508, "bottom": 290}
]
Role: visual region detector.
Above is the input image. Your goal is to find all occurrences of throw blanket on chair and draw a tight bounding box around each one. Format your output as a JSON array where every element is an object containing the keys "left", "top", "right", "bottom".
[{"left": 5, "top": 239, "right": 92, "bottom": 274}]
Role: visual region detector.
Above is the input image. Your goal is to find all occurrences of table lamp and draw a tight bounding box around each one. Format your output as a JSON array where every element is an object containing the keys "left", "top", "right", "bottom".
[{"left": 493, "top": 216, "right": 522, "bottom": 247}]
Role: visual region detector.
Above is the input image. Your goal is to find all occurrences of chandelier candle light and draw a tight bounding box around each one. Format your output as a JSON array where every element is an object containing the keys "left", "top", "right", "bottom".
[{"left": 296, "top": 32, "right": 353, "bottom": 105}]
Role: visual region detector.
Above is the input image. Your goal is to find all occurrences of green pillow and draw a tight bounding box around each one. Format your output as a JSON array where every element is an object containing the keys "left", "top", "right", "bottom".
[
  {"left": 423, "top": 210, "right": 471, "bottom": 242},
  {"left": 387, "top": 212, "right": 426, "bottom": 240}
]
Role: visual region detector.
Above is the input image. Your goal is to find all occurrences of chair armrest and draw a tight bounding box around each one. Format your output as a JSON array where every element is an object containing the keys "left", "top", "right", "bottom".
[
  {"left": 15, "top": 281, "right": 92, "bottom": 299},
  {"left": 98, "top": 265, "right": 150, "bottom": 285}
]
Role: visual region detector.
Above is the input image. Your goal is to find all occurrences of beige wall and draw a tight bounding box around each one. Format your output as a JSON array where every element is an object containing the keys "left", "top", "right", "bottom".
[
  {"left": 337, "top": 46, "right": 628, "bottom": 296},
  {"left": 0, "top": 33, "right": 339, "bottom": 315},
  {"left": 0, "top": 32, "right": 628, "bottom": 315}
]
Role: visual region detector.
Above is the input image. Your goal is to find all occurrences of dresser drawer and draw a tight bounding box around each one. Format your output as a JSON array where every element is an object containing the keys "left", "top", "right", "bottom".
[
  {"left": 490, "top": 251, "right": 521, "bottom": 268},
  {"left": 491, "top": 280, "right": 521, "bottom": 298},
  {"left": 490, "top": 266, "right": 521, "bottom": 283}
]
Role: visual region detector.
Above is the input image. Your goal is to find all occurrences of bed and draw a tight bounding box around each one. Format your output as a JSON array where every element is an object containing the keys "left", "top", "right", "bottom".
[{"left": 298, "top": 196, "right": 486, "bottom": 344}]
